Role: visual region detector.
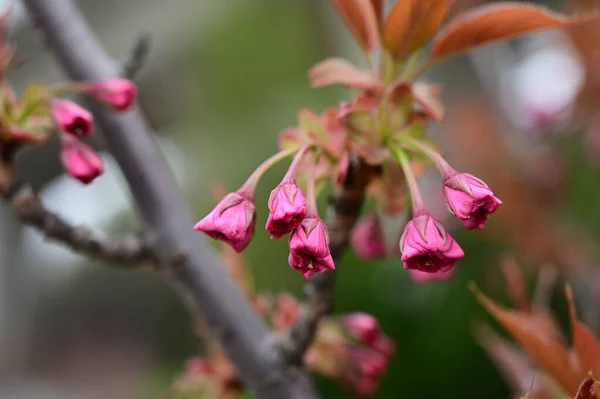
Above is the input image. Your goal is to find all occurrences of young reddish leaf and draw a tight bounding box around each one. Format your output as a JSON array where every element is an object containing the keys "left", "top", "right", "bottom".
[
  {"left": 308, "top": 58, "right": 382, "bottom": 91},
  {"left": 575, "top": 377, "right": 600, "bottom": 399},
  {"left": 370, "top": 0, "right": 384, "bottom": 29},
  {"left": 501, "top": 256, "right": 531, "bottom": 313},
  {"left": 429, "top": 3, "right": 589, "bottom": 63},
  {"left": 383, "top": 0, "right": 449, "bottom": 60},
  {"left": 413, "top": 82, "right": 444, "bottom": 122},
  {"left": 330, "top": 0, "right": 380, "bottom": 53},
  {"left": 566, "top": 286, "right": 600, "bottom": 380},
  {"left": 471, "top": 284, "right": 581, "bottom": 395}
]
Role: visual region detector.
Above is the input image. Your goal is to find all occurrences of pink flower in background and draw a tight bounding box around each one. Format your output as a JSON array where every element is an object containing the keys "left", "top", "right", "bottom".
[
  {"left": 443, "top": 172, "right": 502, "bottom": 230},
  {"left": 60, "top": 137, "right": 103, "bottom": 184},
  {"left": 194, "top": 192, "right": 256, "bottom": 253},
  {"left": 266, "top": 180, "right": 307, "bottom": 238},
  {"left": 84, "top": 78, "right": 138, "bottom": 111},
  {"left": 288, "top": 216, "right": 335, "bottom": 279},
  {"left": 350, "top": 213, "right": 387, "bottom": 260},
  {"left": 399, "top": 212, "right": 464, "bottom": 273},
  {"left": 51, "top": 99, "right": 94, "bottom": 137},
  {"left": 342, "top": 313, "right": 381, "bottom": 346}
]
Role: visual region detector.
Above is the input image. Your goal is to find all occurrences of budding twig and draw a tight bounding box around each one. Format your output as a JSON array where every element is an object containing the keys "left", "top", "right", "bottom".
[
  {"left": 279, "top": 158, "right": 380, "bottom": 365},
  {"left": 0, "top": 146, "right": 159, "bottom": 265}
]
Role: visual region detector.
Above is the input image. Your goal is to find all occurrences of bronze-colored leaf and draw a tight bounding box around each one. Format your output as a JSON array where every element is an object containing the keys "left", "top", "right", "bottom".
[
  {"left": 471, "top": 283, "right": 581, "bottom": 395},
  {"left": 575, "top": 376, "right": 600, "bottom": 399},
  {"left": 430, "top": 3, "right": 590, "bottom": 63},
  {"left": 501, "top": 256, "right": 531, "bottom": 312},
  {"left": 308, "top": 58, "right": 382, "bottom": 91},
  {"left": 370, "top": 0, "right": 384, "bottom": 29},
  {"left": 413, "top": 82, "right": 444, "bottom": 122},
  {"left": 331, "top": 0, "right": 380, "bottom": 53},
  {"left": 383, "top": 0, "right": 449, "bottom": 60},
  {"left": 566, "top": 286, "right": 600, "bottom": 380}
]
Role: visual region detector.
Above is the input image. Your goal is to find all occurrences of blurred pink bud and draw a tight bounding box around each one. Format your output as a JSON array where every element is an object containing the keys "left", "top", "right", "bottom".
[
  {"left": 399, "top": 212, "right": 464, "bottom": 273},
  {"left": 185, "top": 357, "right": 212, "bottom": 376},
  {"left": 84, "top": 79, "right": 138, "bottom": 111},
  {"left": 51, "top": 99, "right": 94, "bottom": 137},
  {"left": 288, "top": 216, "right": 335, "bottom": 279},
  {"left": 443, "top": 173, "right": 502, "bottom": 230},
  {"left": 60, "top": 137, "right": 104, "bottom": 184},
  {"left": 194, "top": 192, "right": 256, "bottom": 253},
  {"left": 371, "top": 335, "right": 396, "bottom": 357},
  {"left": 265, "top": 181, "right": 307, "bottom": 238},
  {"left": 342, "top": 313, "right": 380, "bottom": 345},
  {"left": 408, "top": 268, "right": 455, "bottom": 283},
  {"left": 350, "top": 214, "right": 386, "bottom": 260}
]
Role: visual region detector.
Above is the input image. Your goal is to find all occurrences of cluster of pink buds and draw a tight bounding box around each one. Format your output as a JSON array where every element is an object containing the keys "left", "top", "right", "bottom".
[
  {"left": 48, "top": 78, "right": 138, "bottom": 184},
  {"left": 194, "top": 145, "right": 336, "bottom": 279},
  {"left": 0, "top": 16, "right": 137, "bottom": 186},
  {"left": 193, "top": 0, "right": 597, "bottom": 280},
  {"left": 305, "top": 312, "right": 395, "bottom": 397}
]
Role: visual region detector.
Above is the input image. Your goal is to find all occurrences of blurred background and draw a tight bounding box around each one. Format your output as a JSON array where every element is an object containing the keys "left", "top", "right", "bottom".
[{"left": 0, "top": 0, "right": 599, "bottom": 397}]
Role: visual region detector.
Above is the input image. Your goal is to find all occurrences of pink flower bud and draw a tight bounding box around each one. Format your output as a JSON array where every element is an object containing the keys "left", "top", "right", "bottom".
[
  {"left": 443, "top": 173, "right": 502, "bottom": 230},
  {"left": 84, "top": 78, "right": 138, "bottom": 111},
  {"left": 51, "top": 99, "right": 94, "bottom": 137},
  {"left": 60, "top": 137, "right": 104, "bottom": 184},
  {"left": 194, "top": 192, "right": 256, "bottom": 253},
  {"left": 408, "top": 268, "right": 455, "bottom": 283},
  {"left": 399, "top": 212, "right": 464, "bottom": 273},
  {"left": 288, "top": 216, "right": 335, "bottom": 279},
  {"left": 342, "top": 313, "right": 380, "bottom": 346},
  {"left": 350, "top": 214, "right": 386, "bottom": 260},
  {"left": 265, "top": 181, "right": 307, "bottom": 238}
]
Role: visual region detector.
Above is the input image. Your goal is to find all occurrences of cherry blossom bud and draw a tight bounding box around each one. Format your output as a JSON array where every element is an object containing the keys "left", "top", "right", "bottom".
[
  {"left": 84, "top": 78, "right": 138, "bottom": 111},
  {"left": 265, "top": 180, "right": 307, "bottom": 238},
  {"left": 443, "top": 172, "right": 502, "bottom": 230},
  {"left": 342, "top": 313, "right": 380, "bottom": 346},
  {"left": 399, "top": 212, "right": 464, "bottom": 273},
  {"left": 350, "top": 213, "right": 386, "bottom": 260},
  {"left": 60, "top": 137, "right": 104, "bottom": 184},
  {"left": 51, "top": 99, "right": 94, "bottom": 137},
  {"left": 288, "top": 216, "right": 335, "bottom": 279},
  {"left": 194, "top": 191, "right": 256, "bottom": 253}
]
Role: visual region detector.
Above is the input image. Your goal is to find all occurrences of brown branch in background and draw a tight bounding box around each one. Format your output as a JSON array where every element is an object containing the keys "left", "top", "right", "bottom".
[
  {"left": 122, "top": 33, "right": 151, "bottom": 80},
  {"left": 279, "top": 159, "right": 379, "bottom": 365},
  {"left": 0, "top": 152, "right": 159, "bottom": 266}
]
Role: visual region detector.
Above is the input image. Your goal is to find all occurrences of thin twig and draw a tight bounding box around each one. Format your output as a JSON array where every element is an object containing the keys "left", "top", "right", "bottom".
[
  {"left": 21, "top": 1, "right": 319, "bottom": 397},
  {"left": 278, "top": 159, "right": 379, "bottom": 365},
  {"left": 122, "top": 33, "right": 151, "bottom": 80}
]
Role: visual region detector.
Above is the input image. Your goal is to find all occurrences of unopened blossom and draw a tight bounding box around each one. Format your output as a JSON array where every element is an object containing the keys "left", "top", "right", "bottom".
[
  {"left": 266, "top": 179, "right": 307, "bottom": 238},
  {"left": 341, "top": 347, "right": 389, "bottom": 398},
  {"left": 399, "top": 212, "right": 464, "bottom": 273},
  {"left": 51, "top": 99, "right": 94, "bottom": 137},
  {"left": 443, "top": 172, "right": 502, "bottom": 230},
  {"left": 84, "top": 78, "right": 138, "bottom": 111},
  {"left": 194, "top": 191, "right": 256, "bottom": 253},
  {"left": 408, "top": 268, "right": 455, "bottom": 283},
  {"left": 342, "top": 313, "right": 381, "bottom": 346},
  {"left": 350, "top": 213, "right": 386, "bottom": 260},
  {"left": 288, "top": 216, "right": 335, "bottom": 279},
  {"left": 60, "top": 137, "right": 104, "bottom": 184}
]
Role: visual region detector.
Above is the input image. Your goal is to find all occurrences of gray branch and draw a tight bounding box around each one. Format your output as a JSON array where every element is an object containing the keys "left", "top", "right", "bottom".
[
  {"left": 0, "top": 175, "right": 158, "bottom": 265},
  {"left": 21, "top": 0, "right": 319, "bottom": 398}
]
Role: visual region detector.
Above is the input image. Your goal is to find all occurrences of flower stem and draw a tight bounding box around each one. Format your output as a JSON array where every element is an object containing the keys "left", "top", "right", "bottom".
[
  {"left": 392, "top": 146, "right": 426, "bottom": 212},
  {"left": 240, "top": 147, "right": 299, "bottom": 196},
  {"left": 397, "top": 135, "right": 454, "bottom": 175},
  {"left": 305, "top": 152, "right": 319, "bottom": 218},
  {"left": 283, "top": 145, "right": 311, "bottom": 181}
]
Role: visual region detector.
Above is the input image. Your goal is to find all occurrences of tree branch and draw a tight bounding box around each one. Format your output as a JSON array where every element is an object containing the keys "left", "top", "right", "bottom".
[
  {"left": 21, "top": 0, "right": 319, "bottom": 398},
  {"left": 279, "top": 159, "right": 379, "bottom": 365},
  {"left": 0, "top": 164, "right": 158, "bottom": 265}
]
